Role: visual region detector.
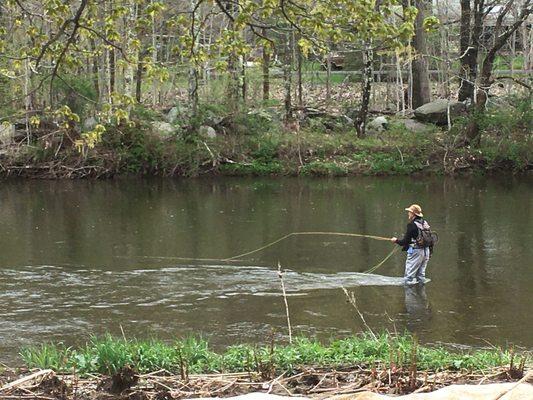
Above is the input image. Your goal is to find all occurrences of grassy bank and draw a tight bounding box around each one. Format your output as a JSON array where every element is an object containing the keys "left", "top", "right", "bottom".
[
  {"left": 1, "top": 97, "right": 531, "bottom": 178},
  {"left": 20, "top": 333, "right": 521, "bottom": 376}
]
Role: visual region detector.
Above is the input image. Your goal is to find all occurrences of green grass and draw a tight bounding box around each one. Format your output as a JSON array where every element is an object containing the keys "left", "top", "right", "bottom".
[{"left": 20, "top": 333, "right": 517, "bottom": 376}]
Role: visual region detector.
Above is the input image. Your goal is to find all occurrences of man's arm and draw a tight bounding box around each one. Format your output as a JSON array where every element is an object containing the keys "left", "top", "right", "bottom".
[{"left": 391, "top": 222, "right": 417, "bottom": 250}]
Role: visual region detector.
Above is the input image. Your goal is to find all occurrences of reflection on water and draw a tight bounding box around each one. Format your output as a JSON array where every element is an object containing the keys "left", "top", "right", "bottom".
[
  {"left": 404, "top": 284, "right": 431, "bottom": 329},
  {"left": 0, "top": 176, "right": 532, "bottom": 362}
]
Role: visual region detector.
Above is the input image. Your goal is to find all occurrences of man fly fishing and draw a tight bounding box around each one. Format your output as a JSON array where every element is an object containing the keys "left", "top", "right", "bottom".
[{"left": 390, "top": 204, "right": 436, "bottom": 285}]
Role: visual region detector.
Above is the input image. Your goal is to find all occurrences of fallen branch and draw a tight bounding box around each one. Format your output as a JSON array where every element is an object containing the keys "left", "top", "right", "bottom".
[{"left": 0, "top": 370, "right": 54, "bottom": 393}]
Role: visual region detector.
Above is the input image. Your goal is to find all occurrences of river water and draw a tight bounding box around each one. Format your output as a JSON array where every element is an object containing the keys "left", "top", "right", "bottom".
[{"left": 1, "top": 176, "right": 532, "bottom": 362}]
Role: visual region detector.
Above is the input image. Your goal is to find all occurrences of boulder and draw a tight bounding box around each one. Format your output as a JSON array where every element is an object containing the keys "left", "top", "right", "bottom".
[
  {"left": 151, "top": 121, "right": 175, "bottom": 138},
  {"left": 367, "top": 116, "right": 388, "bottom": 132},
  {"left": 166, "top": 107, "right": 179, "bottom": 124},
  {"left": 83, "top": 117, "right": 98, "bottom": 131},
  {"left": 0, "top": 123, "right": 15, "bottom": 145},
  {"left": 199, "top": 125, "right": 217, "bottom": 138},
  {"left": 400, "top": 118, "right": 433, "bottom": 133},
  {"left": 414, "top": 99, "right": 466, "bottom": 125}
]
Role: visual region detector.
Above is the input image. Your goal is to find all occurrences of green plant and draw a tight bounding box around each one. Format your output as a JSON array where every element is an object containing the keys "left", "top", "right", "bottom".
[
  {"left": 20, "top": 332, "right": 515, "bottom": 375},
  {"left": 301, "top": 160, "right": 348, "bottom": 176},
  {"left": 52, "top": 75, "right": 97, "bottom": 117},
  {"left": 20, "top": 343, "right": 72, "bottom": 371}
]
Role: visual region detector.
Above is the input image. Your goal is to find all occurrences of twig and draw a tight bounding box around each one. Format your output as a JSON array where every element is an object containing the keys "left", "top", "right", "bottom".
[
  {"left": 342, "top": 287, "right": 377, "bottom": 340},
  {"left": 0, "top": 370, "right": 54, "bottom": 392},
  {"left": 395, "top": 145, "right": 404, "bottom": 165},
  {"left": 278, "top": 262, "right": 292, "bottom": 344}
]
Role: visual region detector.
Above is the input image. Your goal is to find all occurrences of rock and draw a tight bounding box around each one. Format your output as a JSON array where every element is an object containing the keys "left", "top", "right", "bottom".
[
  {"left": 83, "top": 117, "right": 98, "bottom": 131},
  {"left": 166, "top": 107, "right": 179, "bottom": 124},
  {"left": 0, "top": 123, "right": 15, "bottom": 145},
  {"left": 151, "top": 121, "right": 175, "bottom": 138},
  {"left": 400, "top": 118, "right": 433, "bottom": 133},
  {"left": 342, "top": 115, "right": 354, "bottom": 125},
  {"left": 414, "top": 99, "right": 466, "bottom": 125},
  {"left": 367, "top": 116, "right": 388, "bottom": 132},
  {"left": 199, "top": 125, "right": 217, "bottom": 138}
]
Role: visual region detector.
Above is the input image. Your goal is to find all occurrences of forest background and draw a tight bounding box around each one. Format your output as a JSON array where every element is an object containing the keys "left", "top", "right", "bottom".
[{"left": 0, "top": 0, "right": 531, "bottom": 178}]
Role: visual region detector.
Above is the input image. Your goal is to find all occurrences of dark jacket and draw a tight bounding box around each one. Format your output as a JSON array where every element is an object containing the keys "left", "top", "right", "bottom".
[{"left": 395, "top": 216, "right": 423, "bottom": 251}]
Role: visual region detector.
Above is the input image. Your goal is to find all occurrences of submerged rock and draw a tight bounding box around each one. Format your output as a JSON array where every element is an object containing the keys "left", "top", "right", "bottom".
[{"left": 414, "top": 99, "right": 466, "bottom": 125}]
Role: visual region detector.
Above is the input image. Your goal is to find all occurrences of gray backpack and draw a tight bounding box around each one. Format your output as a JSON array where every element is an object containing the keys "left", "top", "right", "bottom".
[{"left": 414, "top": 219, "right": 439, "bottom": 250}]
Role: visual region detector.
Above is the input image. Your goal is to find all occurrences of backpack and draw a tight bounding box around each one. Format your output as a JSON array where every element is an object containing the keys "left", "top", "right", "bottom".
[{"left": 414, "top": 219, "right": 439, "bottom": 251}]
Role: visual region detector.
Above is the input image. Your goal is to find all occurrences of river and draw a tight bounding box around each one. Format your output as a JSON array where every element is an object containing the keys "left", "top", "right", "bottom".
[{"left": 1, "top": 176, "right": 532, "bottom": 363}]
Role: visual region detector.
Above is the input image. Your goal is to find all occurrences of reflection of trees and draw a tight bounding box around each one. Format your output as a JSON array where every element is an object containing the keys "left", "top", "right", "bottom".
[
  {"left": 455, "top": 179, "right": 489, "bottom": 297},
  {"left": 355, "top": 202, "right": 371, "bottom": 272}
]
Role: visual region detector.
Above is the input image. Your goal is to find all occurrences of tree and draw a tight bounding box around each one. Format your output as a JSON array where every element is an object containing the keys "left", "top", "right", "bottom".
[
  {"left": 411, "top": 0, "right": 432, "bottom": 107},
  {"left": 461, "top": 0, "right": 532, "bottom": 144}
]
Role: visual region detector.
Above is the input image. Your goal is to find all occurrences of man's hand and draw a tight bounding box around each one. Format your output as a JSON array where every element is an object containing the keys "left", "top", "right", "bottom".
[{"left": 390, "top": 237, "right": 397, "bottom": 243}]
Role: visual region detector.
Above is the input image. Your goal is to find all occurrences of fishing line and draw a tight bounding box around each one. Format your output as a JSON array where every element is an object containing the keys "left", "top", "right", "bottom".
[
  {"left": 222, "top": 231, "right": 391, "bottom": 262},
  {"left": 120, "top": 231, "right": 399, "bottom": 274}
]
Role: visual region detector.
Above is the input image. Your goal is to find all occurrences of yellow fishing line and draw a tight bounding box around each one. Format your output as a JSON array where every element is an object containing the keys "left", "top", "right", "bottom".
[
  {"left": 123, "top": 231, "right": 398, "bottom": 274},
  {"left": 222, "top": 231, "right": 391, "bottom": 261}
]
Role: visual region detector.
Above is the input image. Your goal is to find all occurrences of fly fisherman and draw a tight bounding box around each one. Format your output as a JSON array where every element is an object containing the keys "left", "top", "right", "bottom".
[{"left": 390, "top": 204, "right": 433, "bottom": 285}]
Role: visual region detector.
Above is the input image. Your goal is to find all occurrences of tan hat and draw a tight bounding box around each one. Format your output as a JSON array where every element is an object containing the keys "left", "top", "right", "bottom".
[{"left": 405, "top": 204, "right": 423, "bottom": 217}]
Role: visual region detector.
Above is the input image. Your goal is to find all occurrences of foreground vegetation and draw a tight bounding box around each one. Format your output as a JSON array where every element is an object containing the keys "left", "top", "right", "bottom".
[{"left": 20, "top": 332, "right": 523, "bottom": 376}]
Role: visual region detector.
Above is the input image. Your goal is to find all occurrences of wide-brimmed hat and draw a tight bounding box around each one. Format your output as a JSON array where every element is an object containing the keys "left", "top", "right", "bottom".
[{"left": 405, "top": 204, "right": 423, "bottom": 217}]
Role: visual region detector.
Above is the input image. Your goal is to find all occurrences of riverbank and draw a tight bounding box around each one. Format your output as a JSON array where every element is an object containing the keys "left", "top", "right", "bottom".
[
  {"left": 1, "top": 99, "right": 531, "bottom": 179},
  {"left": 2, "top": 333, "right": 529, "bottom": 398}
]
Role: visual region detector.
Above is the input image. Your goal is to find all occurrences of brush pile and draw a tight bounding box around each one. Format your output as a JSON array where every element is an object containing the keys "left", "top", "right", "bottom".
[{"left": 0, "top": 365, "right": 527, "bottom": 400}]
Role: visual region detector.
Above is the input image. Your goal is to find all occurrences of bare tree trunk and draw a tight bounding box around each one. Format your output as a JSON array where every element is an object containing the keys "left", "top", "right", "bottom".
[
  {"left": 109, "top": 48, "right": 116, "bottom": 96},
  {"left": 135, "top": 57, "right": 143, "bottom": 103},
  {"left": 355, "top": 44, "right": 373, "bottom": 138},
  {"left": 262, "top": 28, "right": 270, "bottom": 101},
  {"left": 297, "top": 39, "right": 303, "bottom": 107},
  {"left": 90, "top": 38, "right": 100, "bottom": 102},
  {"left": 151, "top": 0, "right": 158, "bottom": 106},
  {"left": 226, "top": 1, "right": 241, "bottom": 111},
  {"left": 241, "top": 59, "right": 246, "bottom": 103},
  {"left": 188, "top": 0, "right": 199, "bottom": 114},
  {"left": 411, "top": 0, "right": 431, "bottom": 107},
  {"left": 465, "top": 0, "right": 532, "bottom": 145},
  {"left": 283, "top": 31, "right": 293, "bottom": 122},
  {"left": 459, "top": 0, "right": 484, "bottom": 102},
  {"left": 326, "top": 52, "right": 331, "bottom": 105},
  {"left": 458, "top": 0, "right": 472, "bottom": 101}
]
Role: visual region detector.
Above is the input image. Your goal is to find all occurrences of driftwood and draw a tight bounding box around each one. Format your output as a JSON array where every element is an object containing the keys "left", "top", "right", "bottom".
[{"left": 0, "top": 369, "right": 53, "bottom": 393}]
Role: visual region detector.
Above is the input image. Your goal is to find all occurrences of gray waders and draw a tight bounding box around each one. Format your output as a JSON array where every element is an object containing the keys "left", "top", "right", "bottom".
[{"left": 404, "top": 246, "right": 430, "bottom": 285}]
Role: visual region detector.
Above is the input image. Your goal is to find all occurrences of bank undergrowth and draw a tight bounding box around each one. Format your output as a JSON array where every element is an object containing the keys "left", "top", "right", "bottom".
[
  {"left": 1, "top": 96, "right": 531, "bottom": 178},
  {"left": 20, "top": 333, "right": 520, "bottom": 376}
]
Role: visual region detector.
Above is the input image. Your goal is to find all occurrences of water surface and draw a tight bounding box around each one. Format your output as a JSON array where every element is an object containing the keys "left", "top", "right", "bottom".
[{"left": 1, "top": 176, "right": 532, "bottom": 362}]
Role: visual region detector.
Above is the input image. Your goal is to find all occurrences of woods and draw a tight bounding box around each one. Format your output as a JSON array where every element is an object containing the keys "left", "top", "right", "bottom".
[{"left": 0, "top": 0, "right": 531, "bottom": 177}]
